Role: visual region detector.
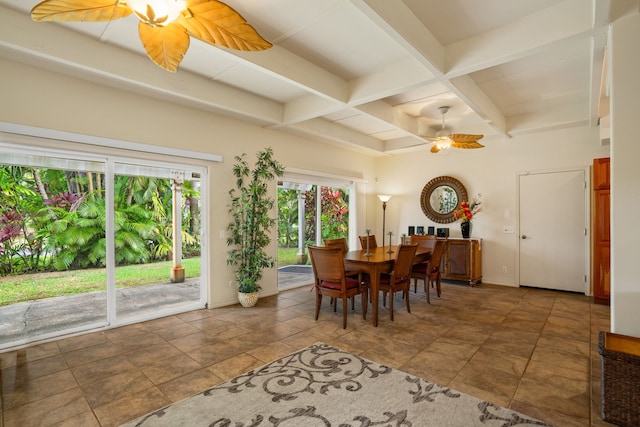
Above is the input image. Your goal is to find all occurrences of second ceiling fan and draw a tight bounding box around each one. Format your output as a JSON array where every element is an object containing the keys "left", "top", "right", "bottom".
[{"left": 421, "top": 106, "right": 485, "bottom": 153}]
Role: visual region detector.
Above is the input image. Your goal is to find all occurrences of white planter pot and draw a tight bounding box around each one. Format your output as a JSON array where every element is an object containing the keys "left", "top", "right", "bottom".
[{"left": 238, "top": 291, "right": 259, "bottom": 307}]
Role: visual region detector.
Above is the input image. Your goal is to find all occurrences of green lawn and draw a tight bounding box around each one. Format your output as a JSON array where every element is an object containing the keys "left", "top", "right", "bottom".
[
  {"left": 278, "top": 247, "right": 308, "bottom": 267},
  {"left": 0, "top": 258, "right": 200, "bottom": 307},
  {"left": 0, "top": 249, "right": 307, "bottom": 306}
]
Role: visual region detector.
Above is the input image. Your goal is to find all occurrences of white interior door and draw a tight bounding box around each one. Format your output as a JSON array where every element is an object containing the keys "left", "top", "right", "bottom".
[{"left": 518, "top": 169, "right": 588, "bottom": 293}]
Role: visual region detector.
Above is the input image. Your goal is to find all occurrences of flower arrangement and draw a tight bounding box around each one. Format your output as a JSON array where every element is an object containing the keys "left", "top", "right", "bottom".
[{"left": 454, "top": 194, "right": 482, "bottom": 223}]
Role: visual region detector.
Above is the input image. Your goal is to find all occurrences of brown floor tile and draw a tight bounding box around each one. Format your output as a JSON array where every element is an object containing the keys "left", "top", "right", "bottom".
[
  {"left": 399, "top": 349, "right": 468, "bottom": 386},
  {"left": 452, "top": 362, "right": 522, "bottom": 400},
  {"left": 70, "top": 354, "right": 138, "bottom": 386},
  {"left": 3, "top": 368, "right": 79, "bottom": 409},
  {"left": 51, "top": 411, "right": 101, "bottom": 427},
  {"left": 1, "top": 353, "right": 68, "bottom": 386},
  {"left": 80, "top": 370, "right": 155, "bottom": 408},
  {"left": 207, "top": 352, "right": 264, "bottom": 380},
  {"left": 93, "top": 386, "right": 170, "bottom": 427},
  {"left": 426, "top": 337, "right": 480, "bottom": 362},
  {"left": 0, "top": 283, "right": 610, "bottom": 426},
  {"left": 134, "top": 352, "right": 202, "bottom": 385},
  {"left": 57, "top": 332, "right": 110, "bottom": 353},
  {"left": 468, "top": 347, "right": 529, "bottom": 377},
  {"left": 157, "top": 368, "right": 223, "bottom": 402},
  {"left": 514, "top": 375, "right": 589, "bottom": 419},
  {"left": 3, "top": 387, "right": 90, "bottom": 427},
  {"left": 62, "top": 342, "right": 125, "bottom": 368}
]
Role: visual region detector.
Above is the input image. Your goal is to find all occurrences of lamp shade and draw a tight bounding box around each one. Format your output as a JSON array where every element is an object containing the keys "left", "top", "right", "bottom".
[{"left": 378, "top": 195, "right": 392, "bottom": 203}]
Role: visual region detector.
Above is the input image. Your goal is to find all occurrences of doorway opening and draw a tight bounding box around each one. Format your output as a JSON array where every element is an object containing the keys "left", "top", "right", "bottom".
[{"left": 277, "top": 175, "right": 356, "bottom": 290}]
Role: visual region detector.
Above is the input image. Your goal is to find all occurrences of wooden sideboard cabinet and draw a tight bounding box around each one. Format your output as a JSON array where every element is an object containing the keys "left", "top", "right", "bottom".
[{"left": 441, "top": 238, "right": 482, "bottom": 285}]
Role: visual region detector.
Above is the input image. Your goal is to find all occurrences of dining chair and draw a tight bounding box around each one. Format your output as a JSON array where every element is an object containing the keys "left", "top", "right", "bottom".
[
  {"left": 410, "top": 234, "right": 436, "bottom": 245},
  {"left": 358, "top": 234, "right": 378, "bottom": 250},
  {"left": 410, "top": 239, "right": 446, "bottom": 303},
  {"left": 324, "top": 237, "right": 348, "bottom": 253},
  {"left": 308, "top": 245, "right": 368, "bottom": 329},
  {"left": 377, "top": 243, "right": 418, "bottom": 321},
  {"left": 410, "top": 235, "right": 437, "bottom": 292},
  {"left": 324, "top": 237, "right": 362, "bottom": 309}
]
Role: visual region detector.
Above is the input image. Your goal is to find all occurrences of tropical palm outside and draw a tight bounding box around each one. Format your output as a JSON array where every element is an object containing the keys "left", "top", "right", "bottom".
[
  {"left": 0, "top": 157, "right": 206, "bottom": 349},
  {"left": 0, "top": 162, "right": 350, "bottom": 348}
]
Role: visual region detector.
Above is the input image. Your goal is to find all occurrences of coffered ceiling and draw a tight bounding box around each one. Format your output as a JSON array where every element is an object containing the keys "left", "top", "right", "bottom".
[{"left": 0, "top": 0, "right": 623, "bottom": 155}]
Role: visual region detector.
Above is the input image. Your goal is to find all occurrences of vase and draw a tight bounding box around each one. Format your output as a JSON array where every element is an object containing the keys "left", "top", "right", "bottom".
[
  {"left": 238, "top": 291, "right": 259, "bottom": 307},
  {"left": 461, "top": 221, "right": 472, "bottom": 238}
]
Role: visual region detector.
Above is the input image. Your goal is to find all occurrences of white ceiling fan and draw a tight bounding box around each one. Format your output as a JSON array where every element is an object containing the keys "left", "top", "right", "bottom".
[{"left": 421, "top": 106, "right": 485, "bottom": 153}]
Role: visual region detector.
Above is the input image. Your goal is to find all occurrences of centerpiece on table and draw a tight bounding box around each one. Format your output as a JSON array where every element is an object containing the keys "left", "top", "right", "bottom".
[{"left": 453, "top": 194, "right": 482, "bottom": 238}]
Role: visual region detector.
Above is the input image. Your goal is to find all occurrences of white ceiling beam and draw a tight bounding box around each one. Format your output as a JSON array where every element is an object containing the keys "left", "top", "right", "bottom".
[
  {"left": 356, "top": 101, "right": 420, "bottom": 135},
  {"left": 284, "top": 118, "right": 387, "bottom": 155},
  {"left": 445, "top": 0, "right": 596, "bottom": 77},
  {"left": 382, "top": 134, "right": 430, "bottom": 152},
  {"left": 228, "top": 46, "right": 349, "bottom": 103},
  {"left": 448, "top": 75, "right": 508, "bottom": 136},
  {"left": 279, "top": 95, "right": 344, "bottom": 126},
  {"left": 349, "top": 0, "right": 507, "bottom": 140},
  {"left": 348, "top": 0, "right": 445, "bottom": 74},
  {"left": 507, "top": 102, "right": 591, "bottom": 136},
  {"left": 348, "top": 58, "right": 437, "bottom": 105},
  {"left": 0, "top": 6, "right": 283, "bottom": 126}
]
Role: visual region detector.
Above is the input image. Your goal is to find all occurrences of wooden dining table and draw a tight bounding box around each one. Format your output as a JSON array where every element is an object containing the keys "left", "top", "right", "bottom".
[{"left": 344, "top": 245, "right": 431, "bottom": 327}]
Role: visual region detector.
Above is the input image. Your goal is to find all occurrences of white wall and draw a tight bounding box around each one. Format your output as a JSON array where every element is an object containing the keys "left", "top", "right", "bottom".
[
  {"left": 0, "top": 58, "right": 376, "bottom": 308},
  {"left": 374, "top": 126, "right": 609, "bottom": 286},
  {"left": 610, "top": 11, "right": 640, "bottom": 337}
]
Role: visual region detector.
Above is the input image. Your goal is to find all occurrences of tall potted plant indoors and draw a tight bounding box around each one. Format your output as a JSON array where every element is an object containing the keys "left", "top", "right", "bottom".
[{"left": 226, "top": 147, "right": 284, "bottom": 307}]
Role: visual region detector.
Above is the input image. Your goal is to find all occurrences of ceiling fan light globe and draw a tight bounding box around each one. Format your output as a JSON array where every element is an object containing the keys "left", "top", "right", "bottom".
[
  {"left": 126, "top": 0, "right": 186, "bottom": 26},
  {"left": 435, "top": 137, "right": 452, "bottom": 150}
]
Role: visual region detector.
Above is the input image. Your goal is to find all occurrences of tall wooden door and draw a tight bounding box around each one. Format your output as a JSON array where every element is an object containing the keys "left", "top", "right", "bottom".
[
  {"left": 518, "top": 169, "right": 588, "bottom": 293},
  {"left": 593, "top": 157, "right": 610, "bottom": 303}
]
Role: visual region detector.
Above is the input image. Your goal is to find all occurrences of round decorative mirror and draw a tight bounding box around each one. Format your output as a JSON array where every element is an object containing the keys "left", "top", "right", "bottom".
[{"left": 420, "top": 176, "right": 468, "bottom": 223}]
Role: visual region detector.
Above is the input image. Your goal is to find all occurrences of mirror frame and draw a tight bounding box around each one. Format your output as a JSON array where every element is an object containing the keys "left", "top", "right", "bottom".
[{"left": 420, "top": 176, "right": 468, "bottom": 224}]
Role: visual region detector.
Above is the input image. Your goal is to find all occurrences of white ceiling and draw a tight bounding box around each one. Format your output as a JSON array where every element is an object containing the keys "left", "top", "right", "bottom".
[{"left": 0, "top": 0, "right": 623, "bottom": 156}]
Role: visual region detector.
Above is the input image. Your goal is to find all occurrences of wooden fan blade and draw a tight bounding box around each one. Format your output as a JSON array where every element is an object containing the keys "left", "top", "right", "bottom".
[
  {"left": 430, "top": 144, "right": 441, "bottom": 153},
  {"left": 449, "top": 133, "right": 484, "bottom": 142},
  {"left": 179, "top": 0, "right": 272, "bottom": 51},
  {"left": 138, "top": 21, "right": 190, "bottom": 72},
  {"left": 31, "top": 0, "right": 132, "bottom": 22},
  {"left": 451, "top": 141, "right": 485, "bottom": 149}
]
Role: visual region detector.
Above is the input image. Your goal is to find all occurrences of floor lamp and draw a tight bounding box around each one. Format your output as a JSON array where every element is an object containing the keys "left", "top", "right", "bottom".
[{"left": 378, "top": 195, "right": 391, "bottom": 247}]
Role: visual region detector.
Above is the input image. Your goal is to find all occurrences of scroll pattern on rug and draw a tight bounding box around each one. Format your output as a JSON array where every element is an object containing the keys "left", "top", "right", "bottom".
[{"left": 122, "top": 342, "right": 554, "bottom": 427}]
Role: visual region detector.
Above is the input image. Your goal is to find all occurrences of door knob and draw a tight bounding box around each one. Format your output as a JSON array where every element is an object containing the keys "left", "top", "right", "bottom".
[{"left": 521, "top": 235, "right": 527, "bottom": 240}]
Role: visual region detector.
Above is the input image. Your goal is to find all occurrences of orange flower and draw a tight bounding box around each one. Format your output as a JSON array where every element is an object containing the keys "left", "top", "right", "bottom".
[{"left": 454, "top": 195, "right": 482, "bottom": 223}]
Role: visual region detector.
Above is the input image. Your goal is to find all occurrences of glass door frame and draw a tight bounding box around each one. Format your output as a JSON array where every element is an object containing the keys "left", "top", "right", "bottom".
[{"left": 0, "top": 139, "right": 209, "bottom": 349}]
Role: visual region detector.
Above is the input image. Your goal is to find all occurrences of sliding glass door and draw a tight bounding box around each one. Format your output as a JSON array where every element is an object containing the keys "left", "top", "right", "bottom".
[
  {"left": 113, "top": 163, "right": 203, "bottom": 323},
  {"left": 0, "top": 146, "right": 207, "bottom": 350}
]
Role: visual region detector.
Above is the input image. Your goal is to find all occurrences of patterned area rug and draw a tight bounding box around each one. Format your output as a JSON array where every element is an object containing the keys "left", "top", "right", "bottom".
[{"left": 121, "top": 342, "right": 553, "bottom": 426}]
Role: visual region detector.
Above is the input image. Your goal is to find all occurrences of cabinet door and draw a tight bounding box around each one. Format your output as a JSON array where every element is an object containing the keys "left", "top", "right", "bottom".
[{"left": 447, "top": 240, "right": 470, "bottom": 277}]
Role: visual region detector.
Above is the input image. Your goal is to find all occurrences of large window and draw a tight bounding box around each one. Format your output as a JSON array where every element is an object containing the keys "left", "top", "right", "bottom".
[{"left": 0, "top": 143, "right": 208, "bottom": 350}]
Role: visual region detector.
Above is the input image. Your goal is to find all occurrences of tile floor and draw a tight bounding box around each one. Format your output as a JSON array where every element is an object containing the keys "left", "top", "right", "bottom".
[{"left": 0, "top": 282, "right": 614, "bottom": 427}]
